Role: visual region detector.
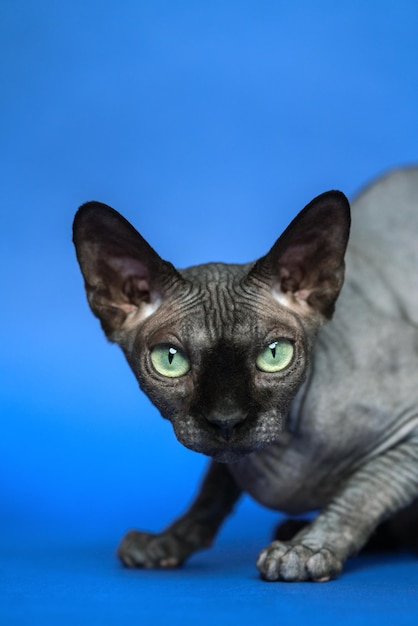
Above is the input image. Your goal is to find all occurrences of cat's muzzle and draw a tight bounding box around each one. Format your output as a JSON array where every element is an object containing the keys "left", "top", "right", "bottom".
[{"left": 171, "top": 409, "right": 283, "bottom": 463}]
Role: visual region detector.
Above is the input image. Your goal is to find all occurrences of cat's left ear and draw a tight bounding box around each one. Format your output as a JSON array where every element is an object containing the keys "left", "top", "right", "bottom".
[{"left": 248, "top": 191, "right": 351, "bottom": 319}]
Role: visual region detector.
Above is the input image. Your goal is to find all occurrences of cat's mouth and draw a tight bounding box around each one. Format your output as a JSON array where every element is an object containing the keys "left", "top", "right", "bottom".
[{"left": 171, "top": 411, "right": 283, "bottom": 463}]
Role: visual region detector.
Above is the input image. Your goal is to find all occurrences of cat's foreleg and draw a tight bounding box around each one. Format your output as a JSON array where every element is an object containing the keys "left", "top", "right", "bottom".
[
  {"left": 118, "top": 460, "right": 241, "bottom": 568},
  {"left": 257, "top": 433, "right": 418, "bottom": 582}
]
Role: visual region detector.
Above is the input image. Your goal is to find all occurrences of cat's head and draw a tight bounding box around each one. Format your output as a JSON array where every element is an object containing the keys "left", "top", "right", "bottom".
[{"left": 73, "top": 192, "right": 350, "bottom": 463}]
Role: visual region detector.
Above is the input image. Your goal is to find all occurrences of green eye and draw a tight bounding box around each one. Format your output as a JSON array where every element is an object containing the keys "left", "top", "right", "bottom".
[
  {"left": 150, "top": 345, "right": 190, "bottom": 378},
  {"left": 256, "top": 339, "right": 294, "bottom": 373}
]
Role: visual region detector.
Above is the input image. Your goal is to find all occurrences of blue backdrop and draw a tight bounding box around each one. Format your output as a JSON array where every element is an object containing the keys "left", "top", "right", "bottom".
[{"left": 1, "top": 1, "right": 418, "bottom": 624}]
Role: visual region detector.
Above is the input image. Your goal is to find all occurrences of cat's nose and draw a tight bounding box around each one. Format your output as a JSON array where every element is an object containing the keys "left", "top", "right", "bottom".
[{"left": 205, "top": 411, "right": 246, "bottom": 441}]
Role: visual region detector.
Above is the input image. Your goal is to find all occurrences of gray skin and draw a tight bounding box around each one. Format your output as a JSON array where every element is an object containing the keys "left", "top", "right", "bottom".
[{"left": 73, "top": 167, "right": 418, "bottom": 582}]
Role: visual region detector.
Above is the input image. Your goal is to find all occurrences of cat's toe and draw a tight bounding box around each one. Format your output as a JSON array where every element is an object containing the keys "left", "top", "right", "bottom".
[
  {"left": 256, "top": 540, "right": 291, "bottom": 581},
  {"left": 305, "top": 547, "right": 342, "bottom": 582}
]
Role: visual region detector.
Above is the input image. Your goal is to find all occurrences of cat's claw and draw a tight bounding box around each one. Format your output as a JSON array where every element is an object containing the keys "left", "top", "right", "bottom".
[
  {"left": 117, "top": 530, "right": 188, "bottom": 569},
  {"left": 256, "top": 540, "right": 342, "bottom": 582}
]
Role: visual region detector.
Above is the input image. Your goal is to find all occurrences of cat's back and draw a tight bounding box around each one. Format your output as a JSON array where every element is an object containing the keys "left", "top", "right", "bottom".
[{"left": 346, "top": 166, "right": 418, "bottom": 326}]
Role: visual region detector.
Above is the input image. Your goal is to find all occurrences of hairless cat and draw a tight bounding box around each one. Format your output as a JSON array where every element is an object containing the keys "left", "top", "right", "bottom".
[{"left": 73, "top": 167, "right": 418, "bottom": 581}]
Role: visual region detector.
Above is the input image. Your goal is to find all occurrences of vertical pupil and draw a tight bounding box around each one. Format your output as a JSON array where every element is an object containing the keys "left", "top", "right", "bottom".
[
  {"left": 168, "top": 347, "right": 177, "bottom": 365},
  {"left": 269, "top": 342, "right": 277, "bottom": 359}
]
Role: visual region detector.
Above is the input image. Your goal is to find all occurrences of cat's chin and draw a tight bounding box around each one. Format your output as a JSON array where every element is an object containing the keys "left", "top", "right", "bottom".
[
  {"left": 179, "top": 438, "right": 265, "bottom": 464},
  {"left": 207, "top": 447, "right": 257, "bottom": 464}
]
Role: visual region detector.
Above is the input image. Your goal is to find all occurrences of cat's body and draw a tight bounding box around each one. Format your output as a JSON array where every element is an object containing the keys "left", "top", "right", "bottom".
[{"left": 73, "top": 167, "right": 418, "bottom": 581}]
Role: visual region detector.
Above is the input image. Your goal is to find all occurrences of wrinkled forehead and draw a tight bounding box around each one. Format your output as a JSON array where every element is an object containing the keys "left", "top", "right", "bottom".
[
  {"left": 176, "top": 262, "right": 299, "bottom": 344},
  {"left": 180, "top": 263, "right": 251, "bottom": 331},
  {"left": 180, "top": 261, "right": 250, "bottom": 287}
]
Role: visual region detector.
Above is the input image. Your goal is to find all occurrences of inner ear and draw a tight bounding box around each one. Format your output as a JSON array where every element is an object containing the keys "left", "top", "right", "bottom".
[
  {"left": 249, "top": 191, "right": 351, "bottom": 319},
  {"left": 73, "top": 202, "right": 183, "bottom": 337}
]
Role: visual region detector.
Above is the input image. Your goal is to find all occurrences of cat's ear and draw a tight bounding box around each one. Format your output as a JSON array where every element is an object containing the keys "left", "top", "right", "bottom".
[
  {"left": 73, "top": 202, "right": 183, "bottom": 337},
  {"left": 249, "top": 191, "right": 351, "bottom": 319}
]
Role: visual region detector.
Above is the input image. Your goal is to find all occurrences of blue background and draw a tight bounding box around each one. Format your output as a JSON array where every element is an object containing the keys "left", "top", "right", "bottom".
[{"left": 1, "top": 1, "right": 418, "bottom": 624}]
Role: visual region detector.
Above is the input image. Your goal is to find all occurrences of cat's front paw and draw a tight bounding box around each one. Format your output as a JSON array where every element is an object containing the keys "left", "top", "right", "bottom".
[
  {"left": 117, "top": 529, "right": 189, "bottom": 569},
  {"left": 256, "top": 540, "right": 342, "bottom": 582}
]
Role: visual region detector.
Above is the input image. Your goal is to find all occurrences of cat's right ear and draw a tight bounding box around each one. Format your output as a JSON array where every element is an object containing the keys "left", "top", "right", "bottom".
[{"left": 73, "top": 202, "right": 182, "bottom": 338}]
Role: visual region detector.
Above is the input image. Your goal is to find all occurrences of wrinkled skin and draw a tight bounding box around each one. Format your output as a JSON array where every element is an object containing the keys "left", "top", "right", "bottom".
[{"left": 74, "top": 167, "right": 418, "bottom": 582}]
